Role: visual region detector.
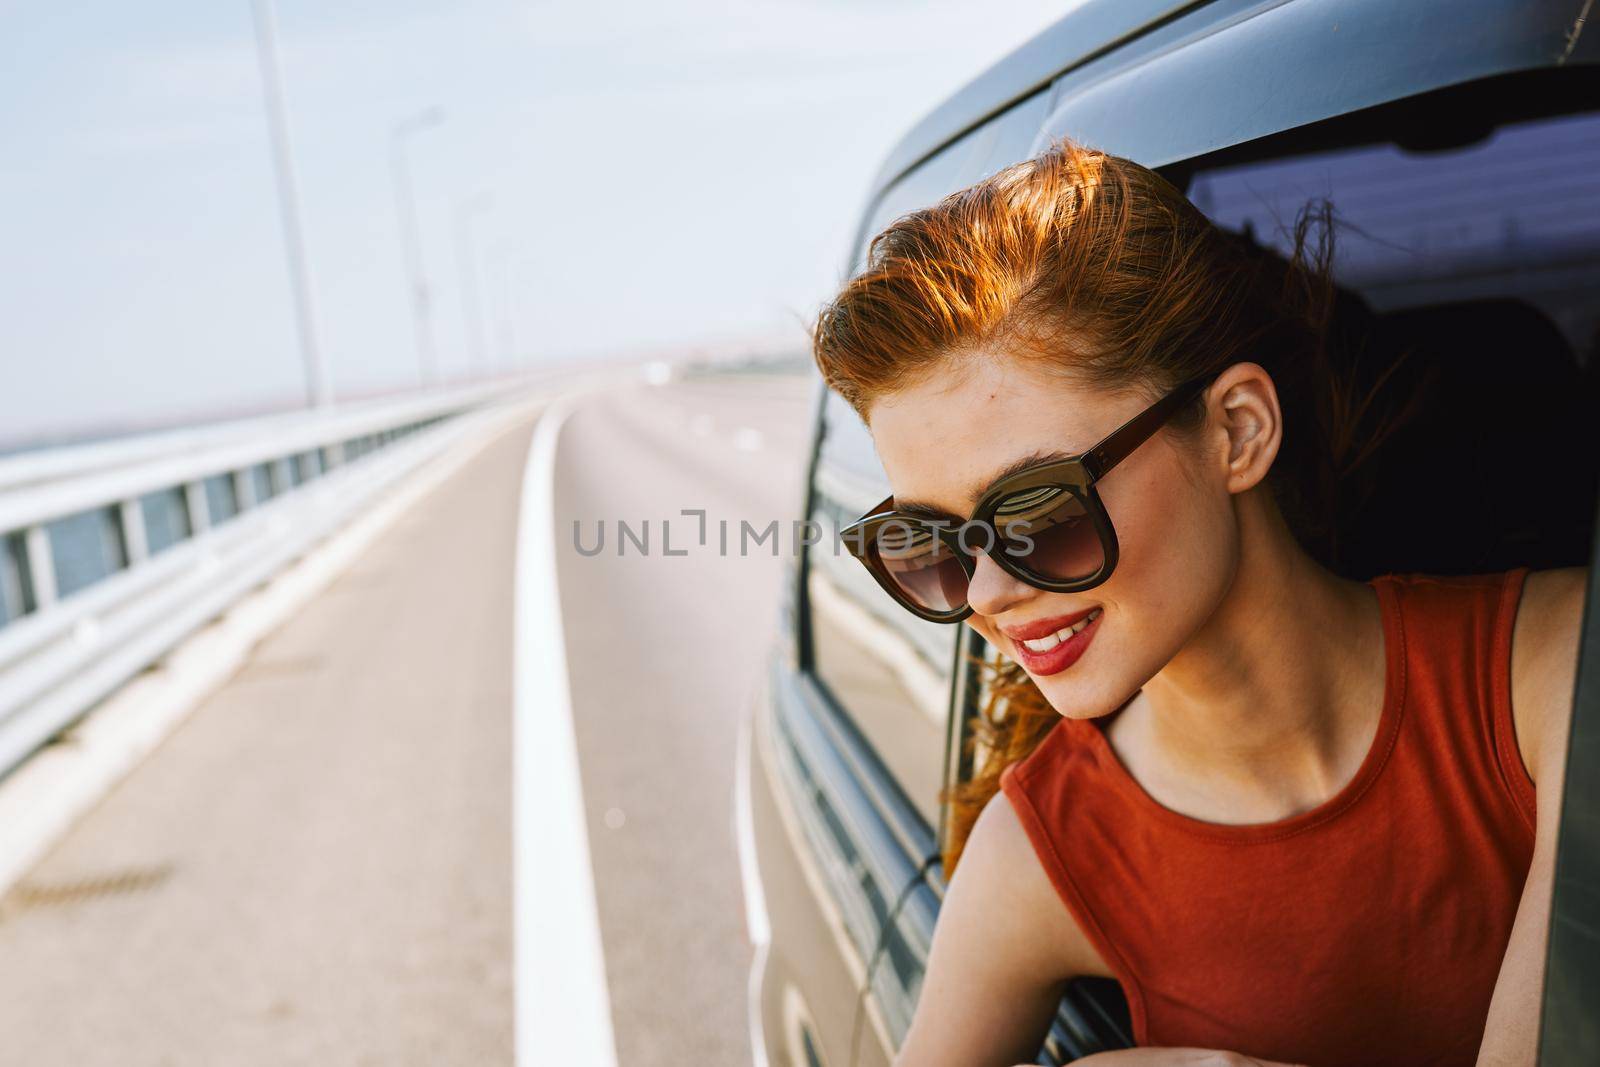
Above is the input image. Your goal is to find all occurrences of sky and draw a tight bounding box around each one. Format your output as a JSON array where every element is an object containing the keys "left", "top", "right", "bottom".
[{"left": 0, "top": 0, "right": 1078, "bottom": 446}]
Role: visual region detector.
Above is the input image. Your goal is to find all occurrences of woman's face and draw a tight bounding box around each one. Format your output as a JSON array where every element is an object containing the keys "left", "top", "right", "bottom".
[{"left": 866, "top": 352, "right": 1242, "bottom": 720}]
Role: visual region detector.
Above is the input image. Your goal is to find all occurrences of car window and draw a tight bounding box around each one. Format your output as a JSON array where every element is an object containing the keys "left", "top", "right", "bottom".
[
  {"left": 948, "top": 89, "right": 1600, "bottom": 807},
  {"left": 1183, "top": 96, "right": 1600, "bottom": 587},
  {"left": 807, "top": 387, "right": 954, "bottom": 828},
  {"left": 1185, "top": 106, "right": 1600, "bottom": 347}
]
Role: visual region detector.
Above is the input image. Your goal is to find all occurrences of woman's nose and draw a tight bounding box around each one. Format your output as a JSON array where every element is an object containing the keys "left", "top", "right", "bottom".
[{"left": 964, "top": 549, "right": 1038, "bottom": 618}]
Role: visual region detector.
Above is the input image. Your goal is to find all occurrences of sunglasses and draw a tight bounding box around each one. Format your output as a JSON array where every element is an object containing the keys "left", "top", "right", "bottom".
[{"left": 839, "top": 372, "right": 1218, "bottom": 624}]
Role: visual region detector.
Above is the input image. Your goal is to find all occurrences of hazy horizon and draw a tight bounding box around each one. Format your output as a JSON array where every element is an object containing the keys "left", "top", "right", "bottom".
[{"left": 0, "top": 1, "right": 1080, "bottom": 446}]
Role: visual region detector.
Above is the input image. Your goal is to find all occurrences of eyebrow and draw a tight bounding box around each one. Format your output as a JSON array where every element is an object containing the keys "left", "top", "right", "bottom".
[{"left": 893, "top": 447, "right": 1079, "bottom": 520}]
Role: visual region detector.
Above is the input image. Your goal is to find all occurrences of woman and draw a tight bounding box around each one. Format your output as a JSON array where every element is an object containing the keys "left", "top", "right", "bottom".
[{"left": 810, "top": 136, "right": 1584, "bottom": 1067}]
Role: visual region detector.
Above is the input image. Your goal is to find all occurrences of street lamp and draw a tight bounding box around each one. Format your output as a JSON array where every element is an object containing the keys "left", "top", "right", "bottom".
[
  {"left": 249, "top": 0, "right": 330, "bottom": 408},
  {"left": 454, "top": 192, "right": 494, "bottom": 376},
  {"left": 390, "top": 106, "right": 445, "bottom": 387}
]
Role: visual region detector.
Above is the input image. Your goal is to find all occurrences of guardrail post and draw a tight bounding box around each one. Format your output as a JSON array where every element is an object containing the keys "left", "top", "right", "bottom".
[
  {"left": 22, "top": 525, "right": 57, "bottom": 610},
  {"left": 119, "top": 499, "right": 149, "bottom": 565},
  {"left": 272, "top": 457, "right": 294, "bottom": 494},
  {"left": 234, "top": 469, "right": 257, "bottom": 510},
  {"left": 0, "top": 537, "right": 20, "bottom": 621},
  {"left": 184, "top": 481, "right": 211, "bottom": 535}
]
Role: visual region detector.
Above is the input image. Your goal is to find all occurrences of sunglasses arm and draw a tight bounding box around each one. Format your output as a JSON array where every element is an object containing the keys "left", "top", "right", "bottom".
[{"left": 1082, "top": 374, "right": 1215, "bottom": 482}]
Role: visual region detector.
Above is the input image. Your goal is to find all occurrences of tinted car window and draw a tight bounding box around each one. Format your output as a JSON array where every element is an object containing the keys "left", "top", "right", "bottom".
[
  {"left": 1182, "top": 99, "right": 1600, "bottom": 583},
  {"left": 1186, "top": 107, "right": 1600, "bottom": 346}
]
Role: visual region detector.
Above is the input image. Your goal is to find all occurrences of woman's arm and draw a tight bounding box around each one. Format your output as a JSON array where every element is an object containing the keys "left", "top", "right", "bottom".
[
  {"left": 892, "top": 793, "right": 1313, "bottom": 1067},
  {"left": 1474, "top": 565, "right": 1587, "bottom": 1067},
  {"left": 892, "top": 790, "right": 1104, "bottom": 1067}
]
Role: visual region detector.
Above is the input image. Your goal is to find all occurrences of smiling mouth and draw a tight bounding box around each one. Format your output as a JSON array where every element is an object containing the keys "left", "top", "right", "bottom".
[
  {"left": 1005, "top": 607, "right": 1104, "bottom": 677},
  {"left": 1016, "top": 607, "right": 1102, "bottom": 652}
]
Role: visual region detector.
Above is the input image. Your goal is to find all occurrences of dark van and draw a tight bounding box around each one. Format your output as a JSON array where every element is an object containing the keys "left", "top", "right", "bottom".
[{"left": 736, "top": 2, "right": 1600, "bottom": 1064}]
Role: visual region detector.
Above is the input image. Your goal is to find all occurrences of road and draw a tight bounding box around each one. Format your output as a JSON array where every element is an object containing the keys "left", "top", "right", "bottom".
[
  {"left": 0, "top": 369, "right": 815, "bottom": 1066},
  {"left": 554, "top": 373, "right": 813, "bottom": 1066}
]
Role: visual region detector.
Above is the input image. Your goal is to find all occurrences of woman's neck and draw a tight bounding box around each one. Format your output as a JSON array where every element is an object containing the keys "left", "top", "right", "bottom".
[{"left": 1108, "top": 490, "right": 1388, "bottom": 824}]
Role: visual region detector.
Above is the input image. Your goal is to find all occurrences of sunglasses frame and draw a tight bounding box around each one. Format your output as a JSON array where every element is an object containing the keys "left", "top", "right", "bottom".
[{"left": 839, "top": 371, "right": 1220, "bottom": 624}]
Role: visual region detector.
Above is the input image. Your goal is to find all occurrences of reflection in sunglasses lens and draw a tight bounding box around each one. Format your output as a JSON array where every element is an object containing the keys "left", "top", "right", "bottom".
[
  {"left": 870, "top": 518, "right": 969, "bottom": 614},
  {"left": 995, "top": 486, "right": 1103, "bottom": 580}
]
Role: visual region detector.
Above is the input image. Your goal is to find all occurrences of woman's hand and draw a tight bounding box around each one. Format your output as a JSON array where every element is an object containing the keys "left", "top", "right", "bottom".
[{"left": 1016, "top": 1050, "right": 1308, "bottom": 1067}]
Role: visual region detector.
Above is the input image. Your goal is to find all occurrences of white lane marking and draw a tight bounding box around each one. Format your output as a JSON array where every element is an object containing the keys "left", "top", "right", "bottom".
[
  {"left": 733, "top": 427, "right": 763, "bottom": 452},
  {"left": 514, "top": 397, "right": 619, "bottom": 1067},
  {"left": 734, "top": 687, "right": 772, "bottom": 1067}
]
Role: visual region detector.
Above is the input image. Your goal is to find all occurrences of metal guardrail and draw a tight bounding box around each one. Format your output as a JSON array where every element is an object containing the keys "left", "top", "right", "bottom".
[
  {"left": 0, "top": 379, "right": 536, "bottom": 778},
  {"left": 674, "top": 349, "right": 811, "bottom": 379}
]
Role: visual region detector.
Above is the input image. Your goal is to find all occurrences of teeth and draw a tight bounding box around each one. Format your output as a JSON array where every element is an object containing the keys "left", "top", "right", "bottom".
[{"left": 1019, "top": 608, "right": 1101, "bottom": 652}]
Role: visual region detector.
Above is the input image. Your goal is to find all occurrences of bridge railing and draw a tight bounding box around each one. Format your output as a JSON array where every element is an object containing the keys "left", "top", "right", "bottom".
[{"left": 0, "top": 379, "right": 536, "bottom": 777}]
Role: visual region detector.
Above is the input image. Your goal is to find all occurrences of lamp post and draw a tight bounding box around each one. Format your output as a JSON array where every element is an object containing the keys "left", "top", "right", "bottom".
[
  {"left": 454, "top": 192, "right": 494, "bottom": 376},
  {"left": 249, "top": 0, "right": 330, "bottom": 408},
  {"left": 390, "top": 107, "right": 445, "bottom": 387}
]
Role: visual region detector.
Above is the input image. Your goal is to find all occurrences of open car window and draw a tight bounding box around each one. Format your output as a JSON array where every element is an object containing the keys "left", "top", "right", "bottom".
[
  {"left": 1177, "top": 87, "right": 1600, "bottom": 581},
  {"left": 938, "top": 73, "right": 1600, "bottom": 1066},
  {"left": 1186, "top": 106, "right": 1600, "bottom": 344}
]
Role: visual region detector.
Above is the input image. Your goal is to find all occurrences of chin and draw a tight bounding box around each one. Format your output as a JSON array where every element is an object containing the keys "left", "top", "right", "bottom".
[{"left": 1030, "top": 667, "right": 1130, "bottom": 721}]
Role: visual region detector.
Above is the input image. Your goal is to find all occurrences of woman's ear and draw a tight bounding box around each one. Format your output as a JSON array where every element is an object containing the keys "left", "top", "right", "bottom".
[{"left": 1208, "top": 361, "right": 1283, "bottom": 494}]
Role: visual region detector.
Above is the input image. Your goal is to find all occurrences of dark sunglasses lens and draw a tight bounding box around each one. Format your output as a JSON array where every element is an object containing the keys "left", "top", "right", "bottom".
[
  {"left": 994, "top": 486, "right": 1104, "bottom": 581},
  {"left": 867, "top": 519, "right": 969, "bottom": 615}
]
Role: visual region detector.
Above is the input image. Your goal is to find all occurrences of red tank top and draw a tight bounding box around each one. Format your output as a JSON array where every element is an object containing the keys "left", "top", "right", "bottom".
[{"left": 999, "top": 567, "right": 1538, "bottom": 1067}]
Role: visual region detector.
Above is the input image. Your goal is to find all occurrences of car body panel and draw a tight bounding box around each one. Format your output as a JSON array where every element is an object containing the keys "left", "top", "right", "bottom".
[
  {"left": 1035, "top": 0, "right": 1600, "bottom": 169},
  {"left": 867, "top": 0, "right": 1597, "bottom": 210},
  {"left": 749, "top": 676, "right": 890, "bottom": 1066}
]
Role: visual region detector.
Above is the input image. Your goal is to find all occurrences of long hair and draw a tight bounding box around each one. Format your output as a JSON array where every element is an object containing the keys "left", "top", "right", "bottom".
[{"left": 810, "top": 135, "right": 1417, "bottom": 877}]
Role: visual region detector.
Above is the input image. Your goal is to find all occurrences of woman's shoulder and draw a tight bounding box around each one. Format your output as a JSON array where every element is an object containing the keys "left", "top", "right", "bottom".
[
  {"left": 1509, "top": 565, "right": 1587, "bottom": 788},
  {"left": 1380, "top": 563, "right": 1583, "bottom": 793},
  {"left": 956, "top": 787, "right": 1117, "bottom": 980}
]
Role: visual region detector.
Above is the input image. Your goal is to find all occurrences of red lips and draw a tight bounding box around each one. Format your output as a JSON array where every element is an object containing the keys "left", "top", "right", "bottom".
[
  {"left": 1000, "top": 605, "right": 1099, "bottom": 642},
  {"left": 1007, "top": 609, "right": 1103, "bottom": 677}
]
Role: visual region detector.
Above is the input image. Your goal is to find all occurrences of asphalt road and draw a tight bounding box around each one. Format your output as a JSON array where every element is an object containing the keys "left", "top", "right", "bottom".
[
  {"left": 554, "top": 372, "right": 814, "bottom": 1066},
  {"left": 0, "top": 369, "right": 815, "bottom": 1066}
]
